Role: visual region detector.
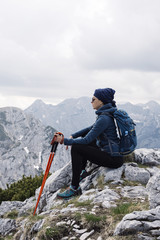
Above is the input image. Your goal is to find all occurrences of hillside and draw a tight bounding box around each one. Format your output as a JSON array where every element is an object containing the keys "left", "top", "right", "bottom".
[
  {"left": 0, "top": 107, "right": 70, "bottom": 189},
  {"left": 1, "top": 149, "right": 160, "bottom": 239}
]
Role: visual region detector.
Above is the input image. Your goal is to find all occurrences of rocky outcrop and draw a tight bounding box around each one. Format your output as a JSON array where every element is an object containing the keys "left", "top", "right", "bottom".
[
  {"left": 0, "top": 107, "right": 70, "bottom": 189},
  {"left": 1, "top": 150, "right": 160, "bottom": 239},
  {"left": 114, "top": 206, "right": 160, "bottom": 237},
  {"left": 135, "top": 148, "right": 160, "bottom": 166},
  {"left": 124, "top": 164, "right": 150, "bottom": 184},
  {"left": 147, "top": 172, "right": 160, "bottom": 209},
  {"left": 0, "top": 218, "right": 17, "bottom": 236}
]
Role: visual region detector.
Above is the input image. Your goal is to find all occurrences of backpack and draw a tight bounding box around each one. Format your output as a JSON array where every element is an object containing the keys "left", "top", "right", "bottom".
[{"left": 103, "top": 109, "right": 137, "bottom": 155}]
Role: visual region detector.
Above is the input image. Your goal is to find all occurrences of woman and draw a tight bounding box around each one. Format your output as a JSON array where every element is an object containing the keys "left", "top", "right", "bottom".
[{"left": 54, "top": 88, "right": 123, "bottom": 199}]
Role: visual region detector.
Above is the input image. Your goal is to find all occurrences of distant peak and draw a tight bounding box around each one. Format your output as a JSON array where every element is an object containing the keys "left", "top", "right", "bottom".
[{"left": 33, "top": 99, "right": 45, "bottom": 105}]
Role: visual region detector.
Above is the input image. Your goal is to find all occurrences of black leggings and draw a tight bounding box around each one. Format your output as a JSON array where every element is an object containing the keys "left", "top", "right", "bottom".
[{"left": 71, "top": 142, "right": 123, "bottom": 188}]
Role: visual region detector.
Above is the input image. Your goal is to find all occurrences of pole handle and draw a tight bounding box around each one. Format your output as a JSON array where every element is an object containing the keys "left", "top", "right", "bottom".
[{"left": 50, "top": 132, "right": 63, "bottom": 146}]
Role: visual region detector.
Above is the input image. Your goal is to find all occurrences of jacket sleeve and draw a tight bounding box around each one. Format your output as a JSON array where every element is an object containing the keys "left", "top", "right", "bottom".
[
  {"left": 71, "top": 126, "right": 93, "bottom": 138},
  {"left": 64, "top": 115, "right": 110, "bottom": 145}
]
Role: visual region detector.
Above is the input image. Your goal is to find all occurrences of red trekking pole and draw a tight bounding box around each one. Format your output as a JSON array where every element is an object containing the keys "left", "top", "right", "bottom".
[{"left": 33, "top": 132, "right": 63, "bottom": 215}]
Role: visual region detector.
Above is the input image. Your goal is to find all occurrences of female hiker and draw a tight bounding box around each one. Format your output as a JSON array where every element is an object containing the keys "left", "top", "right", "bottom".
[{"left": 54, "top": 88, "right": 123, "bottom": 199}]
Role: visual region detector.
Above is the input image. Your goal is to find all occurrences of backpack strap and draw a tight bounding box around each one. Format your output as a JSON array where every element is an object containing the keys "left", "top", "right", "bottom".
[{"left": 99, "top": 112, "right": 121, "bottom": 139}]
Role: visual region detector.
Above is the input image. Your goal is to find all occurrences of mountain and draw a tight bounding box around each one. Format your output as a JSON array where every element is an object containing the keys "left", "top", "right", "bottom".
[
  {"left": 0, "top": 107, "right": 70, "bottom": 189},
  {"left": 25, "top": 97, "right": 96, "bottom": 137},
  {"left": 25, "top": 98, "right": 160, "bottom": 149}
]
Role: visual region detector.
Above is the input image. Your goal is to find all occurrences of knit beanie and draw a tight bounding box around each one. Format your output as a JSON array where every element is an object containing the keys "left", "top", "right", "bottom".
[{"left": 94, "top": 88, "right": 115, "bottom": 104}]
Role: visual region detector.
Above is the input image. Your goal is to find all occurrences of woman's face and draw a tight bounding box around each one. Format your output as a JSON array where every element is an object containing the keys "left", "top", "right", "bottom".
[{"left": 91, "top": 96, "right": 104, "bottom": 110}]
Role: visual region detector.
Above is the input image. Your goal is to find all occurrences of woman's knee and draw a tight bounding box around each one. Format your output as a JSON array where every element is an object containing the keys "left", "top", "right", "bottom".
[{"left": 71, "top": 144, "right": 83, "bottom": 154}]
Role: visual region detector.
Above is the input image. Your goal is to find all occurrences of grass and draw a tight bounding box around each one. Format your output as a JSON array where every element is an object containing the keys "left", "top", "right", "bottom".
[
  {"left": 45, "top": 226, "right": 68, "bottom": 240},
  {"left": 84, "top": 213, "right": 106, "bottom": 223},
  {"left": 111, "top": 202, "right": 133, "bottom": 215},
  {"left": 5, "top": 210, "right": 18, "bottom": 219},
  {"left": 96, "top": 175, "right": 105, "bottom": 189},
  {"left": 110, "top": 199, "right": 149, "bottom": 222}
]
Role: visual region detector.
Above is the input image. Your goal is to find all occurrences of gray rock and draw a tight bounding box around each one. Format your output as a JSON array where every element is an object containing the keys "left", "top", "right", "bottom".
[
  {"left": 78, "top": 186, "right": 120, "bottom": 208},
  {"left": 135, "top": 149, "right": 160, "bottom": 166},
  {"left": 0, "top": 197, "right": 36, "bottom": 218},
  {"left": 124, "top": 164, "right": 150, "bottom": 184},
  {"left": 102, "top": 165, "right": 124, "bottom": 183},
  {"left": 0, "top": 201, "right": 24, "bottom": 217},
  {"left": 30, "top": 219, "right": 45, "bottom": 233},
  {"left": 120, "top": 186, "right": 148, "bottom": 199},
  {"left": 0, "top": 218, "right": 16, "bottom": 236},
  {"left": 137, "top": 234, "right": 155, "bottom": 240},
  {"left": 146, "top": 166, "right": 160, "bottom": 177},
  {"left": 114, "top": 206, "right": 160, "bottom": 236},
  {"left": 147, "top": 172, "right": 160, "bottom": 209},
  {"left": 18, "top": 196, "right": 36, "bottom": 216},
  {"left": 80, "top": 230, "right": 94, "bottom": 240},
  {"left": 93, "top": 186, "right": 120, "bottom": 204},
  {"left": 46, "top": 162, "right": 72, "bottom": 193}
]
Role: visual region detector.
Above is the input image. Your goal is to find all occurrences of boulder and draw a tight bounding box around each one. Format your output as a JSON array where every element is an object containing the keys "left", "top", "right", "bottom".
[
  {"left": 120, "top": 185, "right": 148, "bottom": 199},
  {"left": 124, "top": 164, "right": 150, "bottom": 185},
  {"left": 114, "top": 206, "right": 160, "bottom": 236},
  {"left": 147, "top": 172, "right": 160, "bottom": 209},
  {"left": 135, "top": 149, "right": 160, "bottom": 166}
]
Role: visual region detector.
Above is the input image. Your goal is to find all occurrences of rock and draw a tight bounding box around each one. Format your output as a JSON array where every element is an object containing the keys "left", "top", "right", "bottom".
[
  {"left": 147, "top": 172, "right": 160, "bottom": 209},
  {"left": 78, "top": 186, "right": 120, "bottom": 207},
  {"left": 45, "top": 162, "right": 72, "bottom": 193},
  {"left": 0, "top": 197, "right": 36, "bottom": 217},
  {"left": 78, "top": 189, "right": 98, "bottom": 202},
  {"left": 124, "top": 164, "right": 150, "bottom": 184},
  {"left": 80, "top": 230, "right": 94, "bottom": 240},
  {"left": 0, "top": 201, "right": 23, "bottom": 217},
  {"left": 92, "top": 165, "right": 124, "bottom": 185},
  {"left": 101, "top": 201, "right": 117, "bottom": 208},
  {"left": 137, "top": 233, "right": 155, "bottom": 240},
  {"left": 30, "top": 219, "right": 45, "bottom": 233},
  {"left": 97, "top": 237, "right": 103, "bottom": 240},
  {"left": 93, "top": 186, "right": 120, "bottom": 204},
  {"left": 56, "top": 221, "right": 66, "bottom": 226},
  {"left": 146, "top": 166, "right": 160, "bottom": 177},
  {"left": 135, "top": 149, "right": 160, "bottom": 166},
  {"left": 18, "top": 196, "right": 36, "bottom": 216},
  {"left": 114, "top": 206, "right": 160, "bottom": 236},
  {"left": 0, "top": 218, "right": 16, "bottom": 236},
  {"left": 120, "top": 186, "right": 148, "bottom": 199}
]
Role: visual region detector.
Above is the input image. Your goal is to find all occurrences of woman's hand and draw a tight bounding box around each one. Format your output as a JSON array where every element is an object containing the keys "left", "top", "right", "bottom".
[{"left": 54, "top": 132, "right": 64, "bottom": 144}]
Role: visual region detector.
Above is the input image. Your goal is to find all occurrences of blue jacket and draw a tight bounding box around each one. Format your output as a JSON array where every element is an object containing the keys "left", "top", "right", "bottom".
[{"left": 64, "top": 103, "right": 120, "bottom": 156}]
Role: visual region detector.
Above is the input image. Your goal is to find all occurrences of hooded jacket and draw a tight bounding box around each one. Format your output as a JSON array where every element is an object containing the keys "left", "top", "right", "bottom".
[{"left": 64, "top": 103, "right": 120, "bottom": 156}]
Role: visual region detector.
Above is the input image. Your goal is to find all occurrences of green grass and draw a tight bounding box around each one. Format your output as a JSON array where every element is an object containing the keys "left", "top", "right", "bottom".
[
  {"left": 84, "top": 213, "right": 106, "bottom": 223},
  {"left": 111, "top": 202, "right": 133, "bottom": 215},
  {"left": 5, "top": 210, "right": 18, "bottom": 219},
  {"left": 45, "top": 226, "right": 69, "bottom": 240}
]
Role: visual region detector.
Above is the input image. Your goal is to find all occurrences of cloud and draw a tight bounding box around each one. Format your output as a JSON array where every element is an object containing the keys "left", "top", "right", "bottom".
[{"left": 0, "top": 0, "right": 160, "bottom": 108}]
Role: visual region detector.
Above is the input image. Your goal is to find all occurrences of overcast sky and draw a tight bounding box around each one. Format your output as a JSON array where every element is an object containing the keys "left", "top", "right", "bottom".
[{"left": 0, "top": 0, "right": 160, "bottom": 109}]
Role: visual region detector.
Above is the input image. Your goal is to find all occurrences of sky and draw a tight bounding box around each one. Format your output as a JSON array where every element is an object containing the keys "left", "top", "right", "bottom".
[{"left": 0, "top": 0, "right": 160, "bottom": 109}]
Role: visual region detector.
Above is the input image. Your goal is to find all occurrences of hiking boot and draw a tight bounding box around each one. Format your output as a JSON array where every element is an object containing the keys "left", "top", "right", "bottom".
[
  {"left": 57, "top": 185, "right": 82, "bottom": 200},
  {"left": 80, "top": 169, "right": 88, "bottom": 182}
]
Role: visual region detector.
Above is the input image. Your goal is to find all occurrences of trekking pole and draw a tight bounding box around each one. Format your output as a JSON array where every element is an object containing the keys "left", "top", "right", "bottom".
[{"left": 33, "top": 132, "right": 63, "bottom": 215}]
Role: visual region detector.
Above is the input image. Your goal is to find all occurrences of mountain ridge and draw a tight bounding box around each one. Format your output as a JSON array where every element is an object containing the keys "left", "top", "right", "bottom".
[{"left": 25, "top": 97, "right": 160, "bottom": 149}]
